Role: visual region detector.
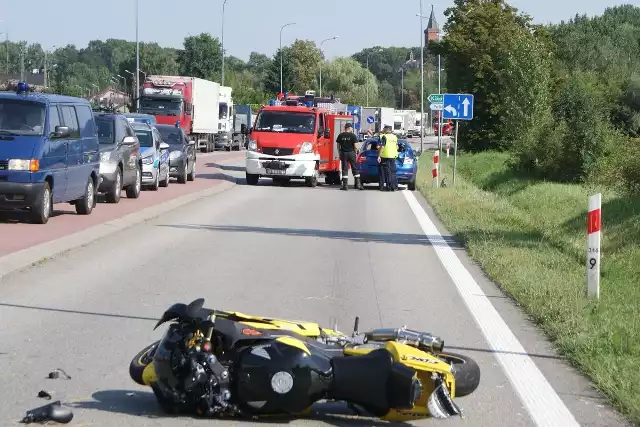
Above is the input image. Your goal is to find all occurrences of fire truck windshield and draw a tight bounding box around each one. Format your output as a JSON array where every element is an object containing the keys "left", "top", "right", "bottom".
[
  {"left": 254, "top": 111, "right": 315, "bottom": 134},
  {"left": 139, "top": 98, "right": 182, "bottom": 115}
]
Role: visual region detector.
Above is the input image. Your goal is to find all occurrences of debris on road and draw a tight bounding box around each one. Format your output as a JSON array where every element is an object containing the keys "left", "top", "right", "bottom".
[
  {"left": 47, "top": 369, "right": 71, "bottom": 380},
  {"left": 20, "top": 400, "right": 73, "bottom": 424},
  {"left": 37, "top": 390, "right": 52, "bottom": 400}
]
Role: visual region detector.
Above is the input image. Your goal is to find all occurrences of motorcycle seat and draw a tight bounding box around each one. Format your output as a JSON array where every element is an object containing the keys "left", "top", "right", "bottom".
[{"left": 329, "top": 348, "right": 418, "bottom": 416}]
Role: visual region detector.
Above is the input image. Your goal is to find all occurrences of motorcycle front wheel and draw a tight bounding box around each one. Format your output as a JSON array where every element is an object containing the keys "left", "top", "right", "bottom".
[
  {"left": 129, "top": 340, "right": 160, "bottom": 386},
  {"left": 436, "top": 352, "right": 481, "bottom": 397}
]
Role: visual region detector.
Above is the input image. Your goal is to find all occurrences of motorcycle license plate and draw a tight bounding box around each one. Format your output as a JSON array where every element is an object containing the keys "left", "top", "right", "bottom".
[{"left": 266, "top": 168, "right": 286, "bottom": 175}]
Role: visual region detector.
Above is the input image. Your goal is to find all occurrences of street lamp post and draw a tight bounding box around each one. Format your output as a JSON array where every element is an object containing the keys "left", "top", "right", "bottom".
[
  {"left": 125, "top": 69, "right": 135, "bottom": 108},
  {"left": 417, "top": 2, "right": 426, "bottom": 153},
  {"left": 279, "top": 22, "right": 296, "bottom": 94},
  {"left": 319, "top": 36, "right": 338, "bottom": 98},
  {"left": 135, "top": 0, "right": 140, "bottom": 111},
  {"left": 43, "top": 44, "right": 57, "bottom": 89},
  {"left": 399, "top": 66, "right": 405, "bottom": 109},
  {"left": 221, "top": 0, "right": 228, "bottom": 86}
]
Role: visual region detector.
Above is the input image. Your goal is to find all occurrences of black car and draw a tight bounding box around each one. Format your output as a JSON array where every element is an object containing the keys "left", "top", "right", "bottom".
[
  {"left": 155, "top": 124, "right": 196, "bottom": 184},
  {"left": 94, "top": 113, "right": 142, "bottom": 203}
]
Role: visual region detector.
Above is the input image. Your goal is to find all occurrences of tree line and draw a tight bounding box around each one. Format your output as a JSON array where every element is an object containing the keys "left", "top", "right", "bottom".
[
  {"left": 0, "top": 34, "right": 442, "bottom": 111},
  {"left": 431, "top": 1, "right": 640, "bottom": 192}
]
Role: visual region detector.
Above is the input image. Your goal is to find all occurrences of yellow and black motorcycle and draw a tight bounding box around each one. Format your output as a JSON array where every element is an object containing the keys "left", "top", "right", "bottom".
[{"left": 129, "top": 298, "right": 480, "bottom": 421}]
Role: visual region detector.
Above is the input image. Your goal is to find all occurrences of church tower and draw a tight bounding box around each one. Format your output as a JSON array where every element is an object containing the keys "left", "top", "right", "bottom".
[{"left": 425, "top": 5, "right": 439, "bottom": 44}]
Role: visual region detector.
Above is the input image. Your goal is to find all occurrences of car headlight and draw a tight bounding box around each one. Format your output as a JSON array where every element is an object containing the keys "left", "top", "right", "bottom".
[
  {"left": 100, "top": 151, "right": 111, "bottom": 162},
  {"left": 247, "top": 140, "right": 257, "bottom": 151},
  {"left": 8, "top": 159, "right": 38, "bottom": 171},
  {"left": 169, "top": 150, "right": 182, "bottom": 159},
  {"left": 299, "top": 142, "right": 313, "bottom": 154},
  {"left": 142, "top": 156, "right": 154, "bottom": 165}
]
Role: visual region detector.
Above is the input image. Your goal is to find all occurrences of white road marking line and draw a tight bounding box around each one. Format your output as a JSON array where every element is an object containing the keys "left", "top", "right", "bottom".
[{"left": 403, "top": 190, "right": 579, "bottom": 427}]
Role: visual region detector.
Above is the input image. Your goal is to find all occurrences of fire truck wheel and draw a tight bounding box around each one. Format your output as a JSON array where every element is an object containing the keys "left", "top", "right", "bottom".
[
  {"left": 305, "top": 175, "right": 318, "bottom": 188},
  {"left": 246, "top": 173, "right": 259, "bottom": 186}
]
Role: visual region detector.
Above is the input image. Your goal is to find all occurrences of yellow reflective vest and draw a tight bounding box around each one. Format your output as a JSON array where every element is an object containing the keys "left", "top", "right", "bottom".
[{"left": 380, "top": 133, "right": 398, "bottom": 158}]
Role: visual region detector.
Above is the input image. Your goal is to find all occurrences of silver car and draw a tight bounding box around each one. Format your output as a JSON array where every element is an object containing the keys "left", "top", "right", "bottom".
[{"left": 130, "top": 122, "right": 170, "bottom": 190}]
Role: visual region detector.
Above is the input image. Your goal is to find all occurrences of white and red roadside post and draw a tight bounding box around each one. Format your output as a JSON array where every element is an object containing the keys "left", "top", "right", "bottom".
[
  {"left": 587, "top": 193, "right": 601, "bottom": 299},
  {"left": 432, "top": 150, "right": 439, "bottom": 188},
  {"left": 446, "top": 140, "right": 450, "bottom": 158}
]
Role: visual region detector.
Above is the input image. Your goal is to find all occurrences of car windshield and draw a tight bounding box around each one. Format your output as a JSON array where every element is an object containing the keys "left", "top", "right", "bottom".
[
  {"left": 157, "top": 127, "right": 183, "bottom": 147},
  {"left": 0, "top": 99, "right": 45, "bottom": 136},
  {"left": 254, "top": 111, "right": 315, "bottom": 134},
  {"left": 133, "top": 129, "right": 153, "bottom": 147},
  {"left": 139, "top": 98, "right": 182, "bottom": 115},
  {"left": 95, "top": 118, "right": 115, "bottom": 144}
]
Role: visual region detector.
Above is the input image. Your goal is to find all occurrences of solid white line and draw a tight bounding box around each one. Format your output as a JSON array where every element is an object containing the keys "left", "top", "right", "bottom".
[{"left": 402, "top": 190, "right": 579, "bottom": 427}]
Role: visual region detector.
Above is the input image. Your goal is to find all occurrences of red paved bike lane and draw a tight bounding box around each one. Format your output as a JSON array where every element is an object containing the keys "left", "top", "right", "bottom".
[{"left": 0, "top": 152, "right": 243, "bottom": 257}]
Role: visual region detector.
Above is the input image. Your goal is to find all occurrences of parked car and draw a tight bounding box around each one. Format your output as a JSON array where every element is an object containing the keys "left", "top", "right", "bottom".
[
  {"left": 130, "top": 122, "right": 170, "bottom": 190},
  {"left": 123, "top": 113, "right": 157, "bottom": 125},
  {"left": 356, "top": 137, "right": 419, "bottom": 191},
  {"left": 155, "top": 124, "right": 197, "bottom": 184},
  {"left": 0, "top": 83, "right": 100, "bottom": 224},
  {"left": 94, "top": 113, "right": 142, "bottom": 203}
]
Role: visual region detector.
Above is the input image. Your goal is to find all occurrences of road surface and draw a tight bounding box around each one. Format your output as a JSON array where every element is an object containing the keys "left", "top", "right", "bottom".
[{"left": 0, "top": 157, "right": 630, "bottom": 427}]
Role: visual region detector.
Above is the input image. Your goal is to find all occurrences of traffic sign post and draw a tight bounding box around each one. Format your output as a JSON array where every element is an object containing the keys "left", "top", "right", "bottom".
[
  {"left": 442, "top": 94, "right": 474, "bottom": 120},
  {"left": 428, "top": 94, "right": 443, "bottom": 104},
  {"left": 440, "top": 93, "right": 475, "bottom": 187}
]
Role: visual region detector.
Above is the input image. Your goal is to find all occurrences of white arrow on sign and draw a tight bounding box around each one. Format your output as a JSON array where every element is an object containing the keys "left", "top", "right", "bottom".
[
  {"left": 444, "top": 105, "right": 457, "bottom": 116},
  {"left": 462, "top": 98, "right": 470, "bottom": 116}
]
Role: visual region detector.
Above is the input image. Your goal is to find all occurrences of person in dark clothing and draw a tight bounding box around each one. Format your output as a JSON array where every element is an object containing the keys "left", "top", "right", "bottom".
[
  {"left": 377, "top": 125, "right": 399, "bottom": 191},
  {"left": 336, "top": 123, "right": 364, "bottom": 191}
]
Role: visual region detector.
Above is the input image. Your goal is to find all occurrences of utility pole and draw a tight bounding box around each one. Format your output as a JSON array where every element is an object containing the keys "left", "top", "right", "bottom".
[
  {"left": 418, "top": 1, "right": 425, "bottom": 153},
  {"left": 221, "top": 0, "right": 228, "bottom": 86},
  {"left": 135, "top": 0, "right": 140, "bottom": 111}
]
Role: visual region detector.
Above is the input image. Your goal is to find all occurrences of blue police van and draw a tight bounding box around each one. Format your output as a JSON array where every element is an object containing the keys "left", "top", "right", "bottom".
[{"left": 0, "top": 83, "right": 100, "bottom": 224}]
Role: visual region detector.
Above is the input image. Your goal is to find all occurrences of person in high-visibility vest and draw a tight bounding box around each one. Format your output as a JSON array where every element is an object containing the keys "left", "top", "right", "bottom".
[{"left": 377, "top": 125, "right": 399, "bottom": 191}]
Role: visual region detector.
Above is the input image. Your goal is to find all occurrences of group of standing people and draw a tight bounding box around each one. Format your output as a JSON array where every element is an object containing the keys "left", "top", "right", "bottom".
[{"left": 335, "top": 124, "right": 399, "bottom": 191}]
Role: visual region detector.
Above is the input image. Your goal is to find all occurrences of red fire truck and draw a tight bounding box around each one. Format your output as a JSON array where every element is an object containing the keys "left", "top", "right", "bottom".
[{"left": 245, "top": 91, "right": 353, "bottom": 187}]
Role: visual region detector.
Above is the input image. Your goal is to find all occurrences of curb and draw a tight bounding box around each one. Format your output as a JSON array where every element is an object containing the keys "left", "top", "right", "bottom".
[{"left": 0, "top": 168, "right": 239, "bottom": 280}]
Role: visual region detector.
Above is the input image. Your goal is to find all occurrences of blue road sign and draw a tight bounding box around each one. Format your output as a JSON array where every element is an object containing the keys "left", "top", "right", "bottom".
[
  {"left": 366, "top": 115, "right": 375, "bottom": 124},
  {"left": 442, "top": 94, "right": 474, "bottom": 120}
]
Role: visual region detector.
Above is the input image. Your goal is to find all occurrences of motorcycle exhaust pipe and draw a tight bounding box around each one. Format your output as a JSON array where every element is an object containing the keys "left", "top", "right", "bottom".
[{"left": 364, "top": 328, "right": 444, "bottom": 353}]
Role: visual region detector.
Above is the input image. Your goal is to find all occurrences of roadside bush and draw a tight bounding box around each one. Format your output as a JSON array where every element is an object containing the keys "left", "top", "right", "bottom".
[{"left": 513, "top": 71, "right": 618, "bottom": 182}]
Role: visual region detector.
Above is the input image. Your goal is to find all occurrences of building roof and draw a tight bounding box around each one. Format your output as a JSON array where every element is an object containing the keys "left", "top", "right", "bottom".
[{"left": 426, "top": 5, "right": 439, "bottom": 32}]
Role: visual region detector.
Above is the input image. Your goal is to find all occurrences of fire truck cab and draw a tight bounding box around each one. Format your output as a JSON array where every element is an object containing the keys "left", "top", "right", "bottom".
[{"left": 245, "top": 91, "right": 353, "bottom": 187}]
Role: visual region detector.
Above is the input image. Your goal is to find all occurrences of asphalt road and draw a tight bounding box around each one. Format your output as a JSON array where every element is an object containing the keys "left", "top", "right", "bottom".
[{"left": 0, "top": 157, "right": 630, "bottom": 427}]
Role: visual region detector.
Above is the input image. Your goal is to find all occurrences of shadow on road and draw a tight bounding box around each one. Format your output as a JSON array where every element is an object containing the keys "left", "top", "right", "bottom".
[
  {"left": 155, "top": 224, "right": 464, "bottom": 248},
  {"left": 68, "top": 390, "right": 409, "bottom": 426},
  {"left": 446, "top": 344, "right": 564, "bottom": 361},
  {"left": 0, "top": 302, "right": 158, "bottom": 322},
  {"left": 205, "top": 162, "right": 245, "bottom": 172}
]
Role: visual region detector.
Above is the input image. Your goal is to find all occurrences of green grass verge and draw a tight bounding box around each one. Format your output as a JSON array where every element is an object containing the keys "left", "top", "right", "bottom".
[{"left": 416, "top": 150, "right": 640, "bottom": 424}]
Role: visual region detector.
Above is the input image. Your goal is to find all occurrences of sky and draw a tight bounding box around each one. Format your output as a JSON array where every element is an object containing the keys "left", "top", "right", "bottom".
[{"left": 2, "top": 0, "right": 636, "bottom": 60}]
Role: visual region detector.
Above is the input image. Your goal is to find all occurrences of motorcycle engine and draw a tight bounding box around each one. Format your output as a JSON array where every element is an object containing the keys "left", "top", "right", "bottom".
[{"left": 150, "top": 325, "right": 240, "bottom": 417}]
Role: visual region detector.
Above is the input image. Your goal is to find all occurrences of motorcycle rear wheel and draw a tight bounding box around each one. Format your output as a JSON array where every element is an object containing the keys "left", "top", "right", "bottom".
[
  {"left": 129, "top": 340, "right": 160, "bottom": 386},
  {"left": 436, "top": 352, "right": 481, "bottom": 397}
]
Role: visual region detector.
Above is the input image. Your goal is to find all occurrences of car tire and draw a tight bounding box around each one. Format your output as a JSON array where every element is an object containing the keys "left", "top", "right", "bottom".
[
  {"left": 246, "top": 172, "right": 259, "bottom": 185},
  {"left": 160, "top": 170, "right": 170, "bottom": 187},
  {"left": 126, "top": 167, "right": 141, "bottom": 198},
  {"left": 30, "top": 181, "right": 53, "bottom": 224},
  {"left": 151, "top": 170, "right": 160, "bottom": 191},
  {"left": 105, "top": 167, "right": 122, "bottom": 203},
  {"left": 75, "top": 177, "right": 95, "bottom": 215},
  {"left": 177, "top": 163, "right": 187, "bottom": 184},
  {"left": 408, "top": 178, "right": 416, "bottom": 191},
  {"left": 187, "top": 159, "right": 196, "bottom": 181}
]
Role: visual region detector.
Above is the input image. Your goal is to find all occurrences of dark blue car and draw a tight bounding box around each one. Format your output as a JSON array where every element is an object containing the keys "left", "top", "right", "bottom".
[
  {"left": 0, "top": 84, "right": 100, "bottom": 223},
  {"left": 356, "top": 137, "right": 419, "bottom": 191}
]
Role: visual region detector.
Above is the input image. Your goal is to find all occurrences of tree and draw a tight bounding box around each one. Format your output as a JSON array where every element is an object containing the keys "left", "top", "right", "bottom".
[
  {"left": 319, "top": 57, "right": 379, "bottom": 105},
  {"left": 264, "top": 47, "right": 295, "bottom": 95},
  {"left": 177, "top": 33, "right": 222, "bottom": 81},
  {"left": 287, "top": 40, "right": 322, "bottom": 93},
  {"left": 435, "top": 0, "right": 547, "bottom": 151}
]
